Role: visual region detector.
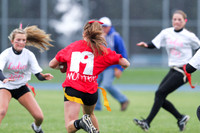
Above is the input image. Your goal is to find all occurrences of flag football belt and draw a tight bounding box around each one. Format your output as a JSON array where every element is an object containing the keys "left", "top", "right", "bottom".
[
  {"left": 172, "top": 66, "right": 187, "bottom": 82},
  {"left": 63, "top": 87, "right": 111, "bottom": 111},
  {"left": 26, "top": 83, "right": 36, "bottom": 97},
  {"left": 172, "top": 66, "right": 195, "bottom": 88}
]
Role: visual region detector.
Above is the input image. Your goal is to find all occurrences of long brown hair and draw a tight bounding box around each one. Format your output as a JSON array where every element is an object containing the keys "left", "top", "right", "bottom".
[
  {"left": 83, "top": 20, "right": 107, "bottom": 56},
  {"left": 8, "top": 25, "right": 53, "bottom": 51}
]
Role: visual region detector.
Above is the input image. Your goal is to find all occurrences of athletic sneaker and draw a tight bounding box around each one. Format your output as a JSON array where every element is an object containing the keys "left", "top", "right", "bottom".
[
  {"left": 177, "top": 115, "right": 190, "bottom": 131},
  {"left": 79, "top": 114, "right": 98, "bottom": 133},
  {"left": 133, "top": 118, "right": 149, "bottom": 132},
  {"left": 31, "top": 123, "right": 44, "bottom": 133}
]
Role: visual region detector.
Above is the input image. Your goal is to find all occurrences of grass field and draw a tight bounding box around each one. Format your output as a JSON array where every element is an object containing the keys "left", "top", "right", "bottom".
[
  {"left": 29, "top": 67, "right": 200, "bottom": 85},
  {"left": 0, "top": 91, "right": 200, "bottom": 133},
  {"left": 1, "top": 68, "right": 200, "bottom": 133}
]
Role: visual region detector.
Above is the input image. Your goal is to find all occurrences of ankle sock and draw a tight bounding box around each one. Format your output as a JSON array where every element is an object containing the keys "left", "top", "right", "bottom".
[
  {"left": 74, "top": 119, "right": 81, "bottom": 130},
  {"left": 32, "top": 122, "right": 41, "bottom": 132}
]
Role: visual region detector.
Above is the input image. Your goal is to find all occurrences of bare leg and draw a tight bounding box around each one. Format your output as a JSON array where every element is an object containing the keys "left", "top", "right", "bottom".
[
  {"left": 18, "top": 92, "right": 43, "bottom": 126},
  {"left": 82, "top": 104, "right": 99, "bottom": 130},
  {"left": 64, "top": 101, "right": 81, "bottom": 133},
  {"left": 0, "top": 89, "right": 12, "bottom": 125}
]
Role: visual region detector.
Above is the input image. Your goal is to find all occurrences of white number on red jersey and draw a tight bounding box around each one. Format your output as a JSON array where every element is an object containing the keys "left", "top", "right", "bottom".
[{"left": 70, "top": 51, "right": 94, "bottom": 75}]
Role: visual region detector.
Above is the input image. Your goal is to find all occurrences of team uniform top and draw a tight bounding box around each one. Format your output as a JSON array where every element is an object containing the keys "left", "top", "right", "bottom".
[
  {"left": 0, "top": 47, "right": 42, "bottom": 90},
  {"left": 55, "top": 40, "right": 122, "bottom": 94},
  {"left": 189, "top": 49, "right": 200, "bottom": 70},
  {"left": 152, "top": 27, "right": 200, "bottom": 67}
]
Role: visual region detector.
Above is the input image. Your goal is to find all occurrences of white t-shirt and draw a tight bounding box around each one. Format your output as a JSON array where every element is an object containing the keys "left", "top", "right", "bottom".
[
  {"left": 152, "top": 27, "right": 200, "bottom": 67},
  {"left": 0, "top": 47, "right": 42, "bottom": 90},
  {"left": 189, "top": 49, "right": 200, "bottom": 70}
]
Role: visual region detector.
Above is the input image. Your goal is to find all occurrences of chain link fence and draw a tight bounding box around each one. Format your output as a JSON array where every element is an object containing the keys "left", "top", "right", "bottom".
[{"left": 1, "top": 0, "right": 200, "bottom": 68}]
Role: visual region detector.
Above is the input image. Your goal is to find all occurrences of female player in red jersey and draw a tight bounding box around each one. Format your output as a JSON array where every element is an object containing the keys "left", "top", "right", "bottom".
[{"left": 49, "top": 20, "right": 130, "bottom": 133}]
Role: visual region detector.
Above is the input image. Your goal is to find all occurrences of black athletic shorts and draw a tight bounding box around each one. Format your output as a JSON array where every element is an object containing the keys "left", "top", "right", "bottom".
[
  {"left": 64, "top": 87, "right": 98, "bottom": 106},
  {"left": 0, "top": 85, "right": 30, "bottom": 100}
]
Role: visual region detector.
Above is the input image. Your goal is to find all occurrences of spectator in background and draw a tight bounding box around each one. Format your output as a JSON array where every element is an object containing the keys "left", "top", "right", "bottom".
[{"left": 95, "top": 17, "right": 129, "bottom": 111}]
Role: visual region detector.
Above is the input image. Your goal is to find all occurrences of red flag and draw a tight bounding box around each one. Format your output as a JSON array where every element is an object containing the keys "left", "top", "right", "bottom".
[
  {"left": 183, "top": 65, "right": 195, "bottom": 89},
  {"left": 26, "top": 83, "right": 36, "bottom": 96}
]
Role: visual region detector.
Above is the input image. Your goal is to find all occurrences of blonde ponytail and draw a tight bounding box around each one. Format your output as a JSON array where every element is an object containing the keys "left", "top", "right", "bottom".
[
  {"left": 24, "top": 25, "right": 53, "bottom": 51},
  {"left": 9, "top": 25, "right": 53, "bottom": 52}
]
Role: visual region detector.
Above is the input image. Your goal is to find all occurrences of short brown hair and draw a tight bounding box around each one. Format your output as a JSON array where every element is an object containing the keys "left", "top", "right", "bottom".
[{"left": 173, "top": 10, "right": 187, "bottom": 19}]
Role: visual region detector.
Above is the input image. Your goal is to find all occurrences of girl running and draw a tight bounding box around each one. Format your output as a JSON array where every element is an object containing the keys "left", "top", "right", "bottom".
[
  {"left": 0, "top": 25, "right": 53, "bottom": 133},
  {"left": 49, "top": 20, "right": 130, "bottom": 133},
  {"left": 133, "top": 10, "right": 200, "bottom": 132}
]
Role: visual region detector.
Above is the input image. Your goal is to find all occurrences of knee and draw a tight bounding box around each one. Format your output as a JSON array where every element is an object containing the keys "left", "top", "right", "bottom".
[
  {"left": 155, "top": 89, "right": 166, "bottom": 97},
  {"left": 34, "top": 112, "right": 44, "bottom": 122},
  {"left": 155, "top": 90, "right": 166, "bottom": 100},
  {"left": 155, "top": 90, "right": 161, "bottom": 98}
]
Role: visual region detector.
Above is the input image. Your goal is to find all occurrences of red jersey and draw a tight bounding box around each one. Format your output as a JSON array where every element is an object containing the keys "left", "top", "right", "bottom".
[{"left": 55, "top": 40, "right": 122, "bottom": 94}]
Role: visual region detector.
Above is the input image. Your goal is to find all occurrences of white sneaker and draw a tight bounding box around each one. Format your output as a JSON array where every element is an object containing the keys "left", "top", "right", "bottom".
[{"left": 177, "top": 115, "right": 190, "bottom": 131}]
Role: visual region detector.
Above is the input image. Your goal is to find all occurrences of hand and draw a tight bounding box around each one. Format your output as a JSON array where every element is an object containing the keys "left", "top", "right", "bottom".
[
  {"left": 114, "top": 68, "right": 122, "bottom": 79},
  {"left": 119, "top": 58, "right": 130, "bottom": 69},
  {"left": 41, "top": 73, "right": 54, "bottom": 80},
  {"left": 3, "top": 78, "right": 15, "bottom": 83},
  {"left": 136, "top": 42, "right": 148, "bottom": 48},
  {"left": 183, "top": 65, "right": 195, "bottom": 88}
]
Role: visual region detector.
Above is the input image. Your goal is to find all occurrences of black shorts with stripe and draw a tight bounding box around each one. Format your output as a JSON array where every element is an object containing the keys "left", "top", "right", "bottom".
[
  {"left": 0, "top": 85, "right": 30, "bottom": 100},
  {"left": 64, "top": 87, "right": 98, "bottom": 106}
]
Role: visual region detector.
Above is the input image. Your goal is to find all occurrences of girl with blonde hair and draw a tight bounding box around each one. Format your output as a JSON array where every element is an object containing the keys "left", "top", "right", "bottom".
[{"left": 0, "top": 24, "right": 54, "bottom": 133}]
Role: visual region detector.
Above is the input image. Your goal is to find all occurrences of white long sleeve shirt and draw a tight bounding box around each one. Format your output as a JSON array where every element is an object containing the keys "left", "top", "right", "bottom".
[
  {"left": 152, "top": 27, "right": 200, "bottom": 67},
  {"left": 0, "top": 47, "right": 42, "bottom": 90},
  {"left": 189, "top": 49, "right": 200, "bottom": 70}
]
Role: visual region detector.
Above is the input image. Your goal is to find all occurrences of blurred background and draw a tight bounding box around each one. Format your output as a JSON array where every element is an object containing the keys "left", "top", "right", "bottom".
[{"left": 0, "top": 0, "right": 200, "bottom": 68}]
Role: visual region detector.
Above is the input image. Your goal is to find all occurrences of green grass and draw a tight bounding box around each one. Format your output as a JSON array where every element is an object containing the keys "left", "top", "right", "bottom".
[
  {"left": 0, "top": 90, "right": 200, "bottom": 133},
  {"left": 30, "top": 67, "right": 200, "bottom": 85},
  {"left": 1, "top": 68, "right": 200, "bottom": 132},
  {"left": 114, "top": 67, "right": 200, "bottom": 84}
]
